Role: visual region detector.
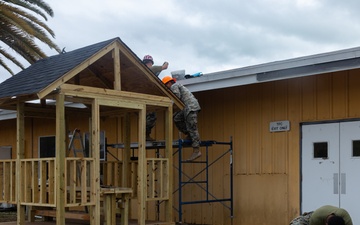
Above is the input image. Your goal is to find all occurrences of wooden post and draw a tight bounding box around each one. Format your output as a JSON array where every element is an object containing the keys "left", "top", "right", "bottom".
[
  {"left": 137, "top": 106, "right": 146, "bottom": 225},
  {"left": 113, "top": 47, "right": 121, "bottom": 91},
  {"left": 90, "top": 99, "right": 101, "bottom": 225},
  {"left": 165, "top": 104, "right": 173, "bottom": 222},
  {"left": 55, "top": 94, "right": 66, "bottom": 225},
  {"left": 16, "top": 101, "right": 25, "bottom": 225},
  {"left": 122, "top": 113, "right": 131, "bottom": 187}
]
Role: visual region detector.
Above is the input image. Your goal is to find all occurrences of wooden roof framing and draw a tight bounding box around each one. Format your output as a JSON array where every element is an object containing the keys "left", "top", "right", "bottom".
[
  {"left": 0, "top": 37, "right": 180, "bottom": 225},
  {"left": 0, "top": 37, "right": 184, "bottom": 112}
]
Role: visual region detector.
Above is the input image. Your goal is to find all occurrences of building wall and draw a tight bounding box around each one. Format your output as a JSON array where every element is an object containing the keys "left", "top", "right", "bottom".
[
  {"left": 1, "top": 68, "right": 360, "bottom": 224},
  {"left": 189, "top": 68, "right": 360, "bottom": 225}
]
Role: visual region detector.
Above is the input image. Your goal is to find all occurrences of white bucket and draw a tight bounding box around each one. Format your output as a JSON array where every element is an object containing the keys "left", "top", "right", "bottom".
[{"left": 171, "top": 70, "right": 185, "bottom": 80}]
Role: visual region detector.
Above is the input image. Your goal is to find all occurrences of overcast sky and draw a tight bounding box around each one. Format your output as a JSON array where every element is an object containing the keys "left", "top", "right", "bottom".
[{"left": 1, "top": 0, "right": 360, "bottom": 83}]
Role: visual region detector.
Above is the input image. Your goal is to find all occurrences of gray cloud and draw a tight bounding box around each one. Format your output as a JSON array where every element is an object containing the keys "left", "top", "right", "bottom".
[{"left": 1, "top": 0, "right": 360, "bottom": 82}]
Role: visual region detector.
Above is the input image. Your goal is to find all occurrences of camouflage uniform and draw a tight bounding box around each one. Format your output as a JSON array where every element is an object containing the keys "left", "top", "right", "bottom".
[
  {"left": 149, "top": 66, "right": 163, "bottom": 76},
  {"left": 146, "top": 112, "right": 156, "bottom": 138},
  {"left": 145, "top": 66, "right": 162, "bottom": 139},
  {"left": 170, "top": 82, "right": 201, "bottom": 148},
  {"left": 289, "top": 212, "right": 313, "bottom": 225}
]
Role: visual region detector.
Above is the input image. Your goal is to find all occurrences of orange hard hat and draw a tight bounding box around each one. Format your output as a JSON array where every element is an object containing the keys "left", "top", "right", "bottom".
[{"left": 162, "top": 76, "right": 176, "bottom": 84}]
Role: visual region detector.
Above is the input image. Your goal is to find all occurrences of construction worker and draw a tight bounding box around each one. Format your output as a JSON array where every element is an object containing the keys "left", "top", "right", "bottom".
[
  {"left": 289, "top": 205, "right": 352, "bottom": 225},
  {"left": 162, "top": 76, "right": 202, "bottom": 161},
  {"left": 143, "top": 55, "right": 169, "bottom": 141},
  {"left": 142, "top": 55, "right": 169, "bottom": 76}
]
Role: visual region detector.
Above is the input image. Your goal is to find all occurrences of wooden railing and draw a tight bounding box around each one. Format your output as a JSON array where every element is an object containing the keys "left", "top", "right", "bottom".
[
  {"left": 146, "top": 158, "right": 169, "bottom": 201},
  {"left": 65, "top": 157, "right": 94, "bottom": 207},
  {"left": 101, "top": 161, "right": 124, "bottom": 187},
  {"left": 0, "top": 157, "right": 169, "bottom": 206},
  {"left": 20, "top": 158, "right": 56, "bottom": 206},
  {"left": 0, "top": 160, "right": 16, "bottom": 204},
  {"left": 100, "top": 159, "right": 169, "bottom": 201},
  {"left": 100, "top": 161, "right": 138, "bottom": 197}
]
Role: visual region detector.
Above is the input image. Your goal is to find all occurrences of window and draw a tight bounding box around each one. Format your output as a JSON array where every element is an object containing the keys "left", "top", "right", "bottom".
[
  {"left": 352, "top": 140, "right": 360, "bottom": 157},
  {"left": 39, "top": 136, "right": 56, "bottom": 158},
  {"left": 84, "top": 131, "right": 106, "bottom": 161},
  {"left": 314, "top": 142, "right": 328, "bottom": 159},
  {"left": 0, "top": 146, "right": 12, "bottom": 159}
]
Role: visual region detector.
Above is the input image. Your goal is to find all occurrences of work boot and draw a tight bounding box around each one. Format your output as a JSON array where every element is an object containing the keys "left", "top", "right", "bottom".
[
  {"left": 185, "top": 147, "right": 201, "bottom": 162},
  {"left": 183, "top": 133, "right": 192, "bottom": 141},
  {"left": 146, "top": 134, "right": 155, "bottom": 141},
  {"left": 185, "top": 135, "right": 192, "bottom": 141}
]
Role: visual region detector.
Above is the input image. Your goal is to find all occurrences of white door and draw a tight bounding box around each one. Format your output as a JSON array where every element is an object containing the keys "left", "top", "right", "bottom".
[
  {"left": 302, "top": 121, "right": 360, "bottom": 224},
  {"left": 302, "top": 123, "right": 340, "bottom": 211},
  {"left": 339, "top": 121, "right": 360, "bottom": 222}
]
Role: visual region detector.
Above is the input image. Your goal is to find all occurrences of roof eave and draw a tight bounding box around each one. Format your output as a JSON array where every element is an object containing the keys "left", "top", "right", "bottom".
[{"left": 180, "top": 46, "right": 360, "bottom": 92}]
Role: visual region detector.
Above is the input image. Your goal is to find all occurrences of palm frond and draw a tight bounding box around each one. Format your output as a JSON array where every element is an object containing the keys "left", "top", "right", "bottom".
[
  {"left": 0, "top": 57, "right": 15, "bottom": 75},
  {"left": 4, "top": 0, "right": 47, "bottom": 21},
  {"left": 3, "top": 0, "right": 53, "bottom": 19},
  {"left": 0, "top": 47, "right": 25, "bottom": 69},
  {"left": 0, "top": 0, "right": 60, "bottom": 75}
]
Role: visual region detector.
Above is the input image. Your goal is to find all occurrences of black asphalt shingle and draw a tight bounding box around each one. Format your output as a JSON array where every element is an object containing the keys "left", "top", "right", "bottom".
[{"left": 0, "top": 37, "right": 118, "bottom": 99}]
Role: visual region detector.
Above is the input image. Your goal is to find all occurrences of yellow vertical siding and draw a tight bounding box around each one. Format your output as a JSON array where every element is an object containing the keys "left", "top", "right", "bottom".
[
  {"left": 331, "top": 71, "right": 348, "bottom": 118},
  {"left": 191, "top": 70, "right": 360, "bottom": 225},
  {"left": 286, "top": 77, "right": 302, "bottom": 219},
  {"left": 348, "top": 69, "right": 360, "bottom": 117}
]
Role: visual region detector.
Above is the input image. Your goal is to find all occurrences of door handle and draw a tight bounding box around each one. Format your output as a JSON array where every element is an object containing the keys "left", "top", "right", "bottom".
[
  {"left": 341, "top": 173, "right": 346, "bottom": 194},
  {"left": 334, "top": 173, "right": 338, "bottom": 194}
]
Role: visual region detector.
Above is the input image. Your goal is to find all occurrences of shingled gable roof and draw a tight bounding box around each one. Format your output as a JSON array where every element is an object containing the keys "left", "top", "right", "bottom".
[{"left": 0, "top": 37, "right": 183, "bottom": 109}]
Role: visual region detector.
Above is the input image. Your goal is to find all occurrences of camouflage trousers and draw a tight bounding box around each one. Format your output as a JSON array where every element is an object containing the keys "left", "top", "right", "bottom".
[
  {"left": 289, "top": 211, "right": 313, "bottom": 225},
  {"left": 173, "top": 110, "right": 200, "bottom": 148},
  {"left": 146, "top": 112, "right": 156, "bottom": 135}
]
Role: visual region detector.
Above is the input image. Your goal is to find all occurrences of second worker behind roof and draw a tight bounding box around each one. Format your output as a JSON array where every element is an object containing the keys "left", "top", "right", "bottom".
[{"left": 143, "top": 55, "right": 169, "bottom": 77}]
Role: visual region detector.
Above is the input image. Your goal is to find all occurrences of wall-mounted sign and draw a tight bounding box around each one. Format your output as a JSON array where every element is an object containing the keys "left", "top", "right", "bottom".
[{"left": 270, "top": 120, "right": 290, "bottom": 132}]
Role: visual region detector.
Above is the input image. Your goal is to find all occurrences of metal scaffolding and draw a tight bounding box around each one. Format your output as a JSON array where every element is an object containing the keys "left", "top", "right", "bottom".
[
  {"left": 173, "top": 138, "right": 233, "bottom": 223},
  {"left": 106, "top": 137, "right": 234, "bottom": 223}
]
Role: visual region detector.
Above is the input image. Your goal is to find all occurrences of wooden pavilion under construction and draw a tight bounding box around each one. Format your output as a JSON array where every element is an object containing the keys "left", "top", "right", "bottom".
[{"left": 0, "top": 37, "right": 185, "bottom": 225}]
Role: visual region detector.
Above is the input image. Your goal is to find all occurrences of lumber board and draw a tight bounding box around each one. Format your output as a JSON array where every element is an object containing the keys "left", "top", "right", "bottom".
[
  {"left": 59, "top": 83, "right": 174, "bottom": 108},
  {"left": 32, "top": 210, "right": 91, "bottom": 221}
]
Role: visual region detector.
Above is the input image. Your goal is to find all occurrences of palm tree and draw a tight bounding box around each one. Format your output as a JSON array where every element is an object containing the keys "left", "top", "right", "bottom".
[{"left": 0, "top": 0, "right": 60, "bottom": 75}]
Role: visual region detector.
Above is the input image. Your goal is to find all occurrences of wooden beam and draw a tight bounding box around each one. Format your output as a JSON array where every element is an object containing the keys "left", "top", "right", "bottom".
[
  {"left": 98, "top": 98, "right": 143, "bottom": 110},
  {"left": 59, "top": 83, "right": 176, "bottom": 108},
  {"left": 38, "top": 41, "right": 118, "bottom": 99},
  {"left": 122, "top": 113, "right": 131, "bottom": 187},
  {"left": 137, "top": 106, "right": 146, "bottom": 225},
  {"left": 165, "top": 105, "right": 173, "bottom": 222},
  {"left": 16, "top": 101, "right": 25, "bottom": 225},
  {"left": 90, "top": 99, "right": 101, "bottom": 225},
  {"left": 55, "top": 94, "right": 66, "bottom": 225},
  {"left": 113, "top": 47, "right": 121, "bottom": 91}
]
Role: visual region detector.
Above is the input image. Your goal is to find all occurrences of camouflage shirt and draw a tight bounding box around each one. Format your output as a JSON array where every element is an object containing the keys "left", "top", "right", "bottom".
[
  {"left": 150, "top": 65, "right": 163, "bottom": 76},
  {"left": 170, "top": 82, "right": 201, "bottom": 115}
]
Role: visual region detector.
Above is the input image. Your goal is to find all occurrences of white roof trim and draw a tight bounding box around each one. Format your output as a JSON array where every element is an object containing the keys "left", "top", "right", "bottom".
[
  {"left": 180, "top": 46, "right": 360, "bottom": 92},
  {"left": 0, "top": 101, "right": 87, "bottom": 121},
  {"left": 0, "top": 109, "right": 16, "bottom": 121}
]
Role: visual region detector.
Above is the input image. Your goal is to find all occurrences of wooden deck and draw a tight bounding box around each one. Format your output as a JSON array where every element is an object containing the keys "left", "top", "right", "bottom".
[{"left": 0, "top": 220, "right": 175, "bottom": 225}]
